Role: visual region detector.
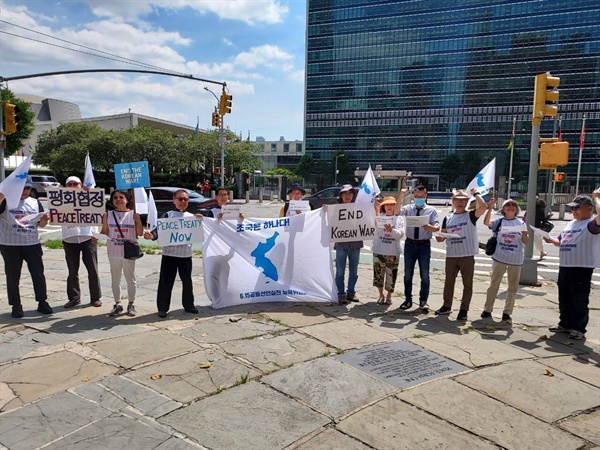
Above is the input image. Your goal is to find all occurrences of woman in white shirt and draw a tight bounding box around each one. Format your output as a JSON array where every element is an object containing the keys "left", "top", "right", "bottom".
[
  {"left": 482, "top": 198, "right": 529, "bottom": 324},
  {"left": 101, "top": 190, "right": 143, "bottom": 316},
  {"left": 373, "top": 196, "right": 405, "bottom": 305}
]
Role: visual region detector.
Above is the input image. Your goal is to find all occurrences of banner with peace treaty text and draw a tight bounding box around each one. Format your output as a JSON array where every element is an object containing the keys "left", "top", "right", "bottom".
[{"left": 202, "top": 209, "right": 336, "bottom": 309}]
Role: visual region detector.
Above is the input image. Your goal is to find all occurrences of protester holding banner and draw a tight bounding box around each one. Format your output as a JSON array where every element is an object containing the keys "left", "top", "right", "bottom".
[
  {"left": 435, "top": 188, "right": 487, "bottom": 321},
  {"left": 61, "top": 176, "right": 102, "bottom": 309},
  {"left": 333, "top": 185, "right": 363, "bottom": 304},
  {"left": 0, "top": 182, "right": 53, "bottom": 318},
  {"left": 482, "top": 198, "right": 529, "bottom": 324},
  {"left": 100, "top": 190, "right": 143, "bottom": 316},
  {"left": 372, "top": 196, "right": 405, "bottom": 305},
  {"left": 280, "top": 183, "right": 314, "bottom": 217},
  {"left": 143, "top": 189, "right": 203, "bottom": 318},
  {"left": 395, "top": 186, "right": 440, "bottom": 313},
  {"left": 543, "top": 191, "right": 600, "bottom": 340}
]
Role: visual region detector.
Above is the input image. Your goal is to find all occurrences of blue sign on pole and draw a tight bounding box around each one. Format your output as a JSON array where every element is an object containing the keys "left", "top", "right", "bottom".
[{"left": 114, "top": 161, "right": 150, "bottom": 190}]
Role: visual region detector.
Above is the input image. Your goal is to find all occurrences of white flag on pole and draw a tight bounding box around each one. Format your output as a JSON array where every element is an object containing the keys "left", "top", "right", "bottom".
[
  {"left": 466, "top": 158, "right": 495, "bottom": 201},
  {"left": 83, "top": 153, "right": 96, "bottom": 188},
  {"left": 134, "top": 187, "right": 148, "bottom": 214},
  {"left": 0, "top": 156, "right": 32, "bottom": 209},
  {"left": 147, "top": 191, "right": 158, "bottom": 230},
  {"left": 354, "top": 165, "right": 381, "bottom": 221}
]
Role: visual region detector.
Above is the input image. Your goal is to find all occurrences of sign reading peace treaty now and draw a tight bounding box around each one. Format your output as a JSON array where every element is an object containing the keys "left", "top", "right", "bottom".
[{"left": 202, "top": 209, "right": 337, "bottom": 309}]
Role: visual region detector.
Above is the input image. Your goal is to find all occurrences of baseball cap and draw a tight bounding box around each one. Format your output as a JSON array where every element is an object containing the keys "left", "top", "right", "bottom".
[
  {"left": 66, "top": 176, "right": 82, "bottom": 185},
  {"left": 566, "top": 196, "right": 593, "bottom": 207},
  {"left": 339, "top": 184, "right": 353, "bottom": 193}
]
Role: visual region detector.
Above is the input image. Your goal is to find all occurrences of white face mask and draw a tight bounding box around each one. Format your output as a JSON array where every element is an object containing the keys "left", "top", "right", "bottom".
[{"left": 414, "top": 198, "right": 426, "bottom": 207}]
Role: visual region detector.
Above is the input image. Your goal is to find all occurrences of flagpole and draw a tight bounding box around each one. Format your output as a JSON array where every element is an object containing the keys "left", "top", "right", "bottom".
[
  {"left": 575, "top": 115, "right": 586, "bottom": 195},
  {"left": 507, "top": 116, "right": 516, "bottom": 198}
]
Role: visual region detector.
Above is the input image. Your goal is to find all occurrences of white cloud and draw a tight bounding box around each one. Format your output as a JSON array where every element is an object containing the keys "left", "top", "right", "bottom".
[
  {"left": 223, "top": 38, "right": 233, "bottom": 46},
  {"left": 86, "top": 0, "right": 288, "bottom": 25},
  {"left": 234, "top": 45, "right": 294, "bottom": 71}
]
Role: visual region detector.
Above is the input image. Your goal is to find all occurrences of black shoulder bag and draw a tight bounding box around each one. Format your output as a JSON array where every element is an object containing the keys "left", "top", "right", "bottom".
[
  {"left": 485, "top": 218, "right": 503, "bottom": 256},
  {"left": 112, "top": 211, "right": 143, "bottom": 260}
]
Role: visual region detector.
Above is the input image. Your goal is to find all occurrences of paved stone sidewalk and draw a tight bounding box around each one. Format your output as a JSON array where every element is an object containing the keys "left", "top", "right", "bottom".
[{"left": 0, "top": 247, "right": 599, "bottom": 449}]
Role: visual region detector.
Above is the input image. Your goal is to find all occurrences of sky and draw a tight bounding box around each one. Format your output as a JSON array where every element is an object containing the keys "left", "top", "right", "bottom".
[{"left": 0, "top": 0, "right": 307, "bottom": 141}]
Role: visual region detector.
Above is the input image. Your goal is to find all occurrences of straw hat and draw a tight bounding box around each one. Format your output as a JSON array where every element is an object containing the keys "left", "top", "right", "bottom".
[{"left": 380, "top": 196, "right": 397, "bottom": 206}]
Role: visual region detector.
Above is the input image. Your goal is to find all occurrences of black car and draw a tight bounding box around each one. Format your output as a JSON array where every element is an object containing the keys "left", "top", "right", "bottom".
[
  {"left": 140, "top": 187, "right": 217, "bottom": 221},
  {"left": 305, "top": 187, "right": 359, "bottom": 208}
]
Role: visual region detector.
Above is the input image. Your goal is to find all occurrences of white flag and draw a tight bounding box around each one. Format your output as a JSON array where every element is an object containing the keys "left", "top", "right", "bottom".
[
  {"left": 355, "top": 165, "right": 381, "bottom": 205},
  {"left": 354, "top": 165, "right": 381, "bottom": 222},
  {"left": 466, "top": 158, "right": 495, "bottom": 201},
  {"left": 134, "top": 187, "right": 148, "bottom": 214},
  {"left": 0, "top": 156, "right": 31, "bottom": 209},
  {"left": 147, "top": 191, "right": 158, "bottom": 230},
  {"left": 84, "top": 153, "right": 96, "bottom": 188}
]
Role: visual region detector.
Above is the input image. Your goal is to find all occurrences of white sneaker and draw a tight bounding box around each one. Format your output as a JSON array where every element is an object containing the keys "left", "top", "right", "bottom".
[{"left": 127, "top": 303, "right": 136, "bottom": 316}]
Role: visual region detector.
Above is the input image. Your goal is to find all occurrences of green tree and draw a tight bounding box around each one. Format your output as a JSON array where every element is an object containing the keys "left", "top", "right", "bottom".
[
  {"left": 439, "top": 153, "right": 462, "bottom": 189},
  {"left": 295, "top": 154, "right": 314, "bottom": 180},
  {"left": 1, "top": 89, "right": 35, "bottom": 156},
  {"left": 265, "top": 168, "right": 301, "bottom": 183}
]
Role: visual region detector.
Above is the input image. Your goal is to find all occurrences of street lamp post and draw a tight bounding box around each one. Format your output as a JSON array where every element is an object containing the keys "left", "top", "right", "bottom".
[
  {"left": 204, "top": 87, "right": 225, "bottom": 188},
  {"left": 334, "top": 153, "right": 345, "bottom": 185}
]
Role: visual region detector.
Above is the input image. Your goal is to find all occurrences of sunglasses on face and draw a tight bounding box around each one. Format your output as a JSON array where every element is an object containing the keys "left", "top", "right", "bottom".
[
  {"left": 175, "top": 197, "right": 189, "bottom": 201},
  {"left": 571, "top": 205, "right": 582, "bottom": 210}
]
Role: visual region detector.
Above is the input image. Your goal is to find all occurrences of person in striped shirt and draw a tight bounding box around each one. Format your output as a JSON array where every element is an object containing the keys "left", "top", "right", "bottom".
[
  {"left": 435, "top": 188, "right": 488, "bottom": 321},
  {"left": 144, "top": 189, "right": 204, "bottom": 318},
  {"left": 482, "top": 198, "right": 529, "bottom": 324},
  {"left": 544, "top": 190, "right": 600, "bottom": 340},
  {"left": 0, "top": 182, "right": 53, "bottom": 318}
]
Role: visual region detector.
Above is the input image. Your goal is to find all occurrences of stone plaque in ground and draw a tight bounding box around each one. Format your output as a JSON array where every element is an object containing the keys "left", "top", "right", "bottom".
[{"left": 335, "top": 341, "right": 468, "bottom": 388}]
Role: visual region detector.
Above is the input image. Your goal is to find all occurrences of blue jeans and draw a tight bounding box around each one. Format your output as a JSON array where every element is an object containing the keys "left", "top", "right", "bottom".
[
  {"left": 335, "top": 247, "right": 360, "bottom": 296},
  {"left": 403, "top": 241, "right": 431, "bottom": 302}
]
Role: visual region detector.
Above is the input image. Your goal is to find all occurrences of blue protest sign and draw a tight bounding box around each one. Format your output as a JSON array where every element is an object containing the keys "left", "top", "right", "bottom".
[{"left": 114, "top": 161, "right": 150, "bottom": 189}]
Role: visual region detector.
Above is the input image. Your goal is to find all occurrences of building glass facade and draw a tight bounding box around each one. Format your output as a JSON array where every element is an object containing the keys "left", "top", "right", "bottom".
[{"left": 305, "top": 0, "right": 600, "bottom": 191}]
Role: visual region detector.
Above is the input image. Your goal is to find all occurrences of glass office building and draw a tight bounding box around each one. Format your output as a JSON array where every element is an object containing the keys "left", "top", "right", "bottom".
[{"left": 305, "top": 0, "right": 599, "bottom": 191}]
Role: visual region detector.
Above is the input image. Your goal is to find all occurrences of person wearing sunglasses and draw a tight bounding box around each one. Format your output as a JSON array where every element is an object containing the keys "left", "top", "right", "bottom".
[
  {"left": 144, "top": 189, "right": 203, "bottom": 318},
  {"left": 544, "top": 190, "right": 600, "bottom": 340},
  {"left": 62, "top": 176, "right": 102, "bottom": 309},
  {"left": 0, "top": 181, "right": 52, "bottom": 318},
  {"left": 100, "top": 189, "right": 143, "bottom": 316}
]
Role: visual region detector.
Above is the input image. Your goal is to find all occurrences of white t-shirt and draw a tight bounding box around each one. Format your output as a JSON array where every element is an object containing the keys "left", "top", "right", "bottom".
[
  {"left": 490, "top": 217, "right": 525, "bottom": 266},
  {"left": 106, "top": 210, "right": 138, "bottom": 260},
  {"left": 559, "top": 218, "right": 600, "bottom": 268},
  {"left": 444, "top": 210, "right": 479, "bottom": 258},
  {"left": 372, "top": 215, "right": 405, "bottom": 256}
]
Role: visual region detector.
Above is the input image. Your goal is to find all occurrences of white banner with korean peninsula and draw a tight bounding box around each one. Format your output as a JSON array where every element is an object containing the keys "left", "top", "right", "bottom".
[
  {"left": 47, "top": 188, "right": 105, "bottom": 226},
  {"left": 202, "top": 209, "right": 336, "bottom": 309}
]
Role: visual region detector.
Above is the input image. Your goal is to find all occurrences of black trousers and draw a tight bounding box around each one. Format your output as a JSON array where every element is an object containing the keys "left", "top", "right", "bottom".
[
  {"left": 64, "top": 240, "right": 101, "bottom": 302},
  {"left": 156, "top": 255, "right": 194, "bottom": 313},
  {"left": 0, "top": 244, "right": 47, "bottom": 306},
  {"left": 557, "top": 266, "right": 593, "bottom": 334}
]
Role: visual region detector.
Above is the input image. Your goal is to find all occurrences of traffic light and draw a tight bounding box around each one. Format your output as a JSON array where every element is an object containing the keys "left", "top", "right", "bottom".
[
  {"left": 540, "top": 141, "right": 569, "bottom": 167},
  {"left": 553, "top": 172, "right": 567, "bottom": 182},
  {"left": 211, "top": 112, "right": 221, "bottom": 128},
  {"left": 3, "top": 101, "right": 21, "bottom": 135},
  {"left": 532, "top": 73, "right": 559, "bottom": 125},
  {"left": 219, "top": 92, "right": 232, "bottom": 115}
]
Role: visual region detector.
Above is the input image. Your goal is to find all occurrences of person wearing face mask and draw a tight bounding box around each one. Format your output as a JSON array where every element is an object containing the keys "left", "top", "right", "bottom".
[{"left": 395, "top": 185, "right": 440, "bottom": 312}]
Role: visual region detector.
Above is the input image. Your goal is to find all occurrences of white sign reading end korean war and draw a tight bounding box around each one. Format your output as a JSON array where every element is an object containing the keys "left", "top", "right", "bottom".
[
  {"left": 335, "top": 341, "right": 468, "bottom": 388},
  {"left": 47, "top": 188, "right": 105, "bottom": 226},
  {"left": 156, "top": 216, "right": 204, "bottom": 246},
  {"left": 327, "top": 203, "right": 375, "bottom": 243}
]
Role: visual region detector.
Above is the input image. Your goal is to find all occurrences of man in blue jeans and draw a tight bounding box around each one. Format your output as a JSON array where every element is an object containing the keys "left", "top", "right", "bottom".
[{"left": 395, "top": 186, "right": 440, "bottom": 312}]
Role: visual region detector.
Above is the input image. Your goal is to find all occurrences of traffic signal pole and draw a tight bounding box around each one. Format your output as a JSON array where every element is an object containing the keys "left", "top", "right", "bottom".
[{"left": 520, "top": 122, "right": 541, "bottom": 286}]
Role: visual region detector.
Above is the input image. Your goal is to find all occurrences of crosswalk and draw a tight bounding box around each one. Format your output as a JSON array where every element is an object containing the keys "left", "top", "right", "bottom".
[{"left": 361, "top": 244, "right": 600, "bottom": 287}]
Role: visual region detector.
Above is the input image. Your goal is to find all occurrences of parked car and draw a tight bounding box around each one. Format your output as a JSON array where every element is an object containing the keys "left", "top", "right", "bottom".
[
  {"left": 138, "top": 187, "right": 217, "bottom": 223},
  {"left": 27, "top": 175, "right": 61, "bottom": 198},
  {"left": 305, "top": 186, "right": 359, "bottom": 208}
]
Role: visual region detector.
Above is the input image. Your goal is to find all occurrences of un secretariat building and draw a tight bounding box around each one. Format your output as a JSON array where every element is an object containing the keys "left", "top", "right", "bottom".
[{"left": 305, "top": 0, "right": 599, "bottom": 192}]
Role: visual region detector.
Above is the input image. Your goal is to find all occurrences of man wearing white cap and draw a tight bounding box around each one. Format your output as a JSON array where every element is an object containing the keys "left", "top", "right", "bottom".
[
  {"left": 544, "top": 190, "right": 600, "bottom": 340},
  {"left": 62, "top": 176, "right": 102, "bottom": 308}
]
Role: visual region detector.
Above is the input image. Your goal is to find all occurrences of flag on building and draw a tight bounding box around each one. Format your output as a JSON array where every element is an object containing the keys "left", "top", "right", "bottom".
[
  {"left": 507, "top": 119, "right": 516, "bottom": 150},
  {"left": 194, "top": 116, "right": 199, "bottom": 135},
  {"left": 557, "top": 117, "right": 563, "bottom": 142},
  {"left": 202, "top": 210, "right": 336, "bottom": 309},
  {"left": 0, "top": 156, "right": 31, "bottom": 209},
  {"left": 580, "top": 117, "right": 586, "bottom": 152},
  {"left": 466, "top": 158, "right": 496, "bottom": 201},
  {"left": 84, "top": 153, "right": 96, "bottom": 188}
]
